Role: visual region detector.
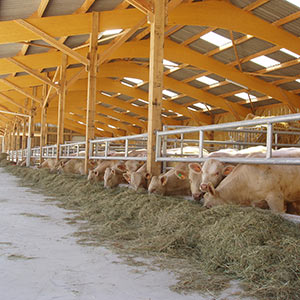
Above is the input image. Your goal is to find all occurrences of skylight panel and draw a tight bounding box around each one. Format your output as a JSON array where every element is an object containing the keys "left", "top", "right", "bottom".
[
  {"left": 235, "top": 92, "right": 257, "bottom": 102},
  {"left": 101, "top": 91, "right": 112, "bottom": 97},
  {"left": 101, "top": 29, "right": 123, "bottom": 36},
  {"left": 194, "top": 102, "right": 211, "bottom": 110},
  {"left": 108, "top": 124, "right": 116, "bottom": 129},
  {"left": 187, "top": 107, "right": 197, "bottom": 112},
  {"left": 77, "top": 121, "right": 85, "bottom": 125},
  {"left": 296, "top": 79, "right": 300, "bottom": 83},
  {"left": 250, "top": 55, "right": 280, "bottom": 68},
  {"left": 280, "top": 48, "right": 300, "bottom": 58},
  {"left": 162, "top": 89, "right": 179, "bottom": 98},
  {"left": 163, "top": 59, "right": 179, "bottom": 70},
  {"left": 121, "top": 81, "right": 133, "bottom": 87},
  {"left": 285, "top": 0, "right": 300, "bottom": 8},
  {"left": 200, "top": 32, "right": 232, "bottom": 47},
  {"left": 97, "top": 127, "right": 104, "bottom": 131},
  {"left": 196, "top": 76, "right": 219, "bottom": 85},
  {"left": 123, "top": 77, "right": 143, "bottom": 85},
  {"left": 138, "top": 98, "right": 148, "bottom": 104}
]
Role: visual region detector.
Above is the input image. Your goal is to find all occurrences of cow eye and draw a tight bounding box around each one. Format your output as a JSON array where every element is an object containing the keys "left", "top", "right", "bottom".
[{"left": 216, "top": 172, "right": 219, "bottom": 175}]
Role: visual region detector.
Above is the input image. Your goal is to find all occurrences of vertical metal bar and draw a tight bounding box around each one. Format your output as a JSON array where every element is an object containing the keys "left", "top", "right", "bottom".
[
  {"left": 180, "top": 133, "right": 184, "bottom": 156},
  {"left": 274, "top": 133, "right": 278, "bottom": 150},
  {"left": 104, "top": 141, "right": 108, "bottom": 157},
  {"left": 155, "top": 133, "right": 161, "bottom": 162},
  {"left": 199, "top": 130, "right": 204, "bottom": 158},
  {"left": 125, "top": 139, "right": 128, "bottom": 158},
  {"left": 266, "top": 123, "right": 273, "bottom": 159}
]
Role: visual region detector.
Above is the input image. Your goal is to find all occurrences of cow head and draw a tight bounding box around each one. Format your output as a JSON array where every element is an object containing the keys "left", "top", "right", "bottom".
[
  {"left": 188, "top": 163, "right": 203, "bottom": 201},
  {"left": 200, "top": 159, "right": 234, "bottom": 192},
  {"left": 203, "top": 182, "right": 222, "bottom": 208}
]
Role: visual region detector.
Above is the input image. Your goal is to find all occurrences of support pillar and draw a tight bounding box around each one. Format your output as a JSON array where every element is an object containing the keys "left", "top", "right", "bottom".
[
  {"left": 85, "top": 12, "right": 99, "bottom": 174},
  {"left": 146, "top": 0, "right": 166, "bottom": 176},
  {"left": 40, "top": 84, "right": 48, "bottom": 163},
  {"left": 56, "top": 54, "right": 68, "bottom": 161}
]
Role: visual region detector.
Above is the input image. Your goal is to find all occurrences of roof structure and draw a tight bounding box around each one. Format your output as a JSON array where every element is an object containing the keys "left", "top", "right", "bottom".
[{"left": 0, "top": 0, "right": 300, "bottom": 137}]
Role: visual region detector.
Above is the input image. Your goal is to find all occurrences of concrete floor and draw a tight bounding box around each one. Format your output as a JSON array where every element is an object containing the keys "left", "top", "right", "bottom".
[{"left": 0, "top": 168, "right": 255, "bottom": 300}]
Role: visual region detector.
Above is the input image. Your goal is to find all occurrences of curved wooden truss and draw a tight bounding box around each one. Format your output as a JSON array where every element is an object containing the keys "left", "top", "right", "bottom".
[{"left": 0, "top": 0, "right": 300, "bottom": 139}]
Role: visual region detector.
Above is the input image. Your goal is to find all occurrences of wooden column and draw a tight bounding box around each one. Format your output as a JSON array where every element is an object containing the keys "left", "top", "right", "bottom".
[
  {"left": 40, "top": 84, "right": 48, "bottom": 163},
  {"left": 12, "top": 122, "right": 16, "bottom": 151},
  {"left": 30, "top": 89, "right": 36, "bottom": 148},
  {"left": 21, "top": 117, "right": 27, "bottom": 159},
  {"left": 146, "top": 0, "right": 166, "bottom": 176},
  {"left": 56, "top": 54, "right": 68, "bottom": 161},
  {"left": 16, "top": 121, "right": 20, "bottom": 151},
  {"left": 85, "top": 12, "right": 99, "bottom": 174}
]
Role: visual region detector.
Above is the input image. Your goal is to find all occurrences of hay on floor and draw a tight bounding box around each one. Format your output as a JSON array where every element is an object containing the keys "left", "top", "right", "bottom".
[{"left": 2, "top": 160, "right": 300, "bottom": 300}]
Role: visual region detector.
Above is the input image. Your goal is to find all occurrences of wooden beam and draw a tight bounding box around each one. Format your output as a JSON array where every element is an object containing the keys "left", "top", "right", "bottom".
[
  {"left": 125, "top": 0, "right": 153, "bottom": 15},
  {"left": 0, "top": 92, "right": 29, "bottom": 112},
  {"left": 43, "top": 66, "right": 60, "bottom": 109},
  {"left": 98, "top": 17, "right": 147, "bottom": 66},
  {"left": 15, "top": 19, "right": 90, "bottom": 66},
  {"left": 85, "top": 12, "right": 99, "bottom": 174},
  {"left": 40, "top": 85, "right": 48, "bottom": 163},
  {"left": 147, "top": 0, "right": 166, "bottom": 176},
  {"left": 6, "top": 57, "right": 59, "bottom": 90},
  {"left": 56, "top": 54, "right": 67, "bottom": 161},
  {"left": 0, "top": 78, "right": 42, "bottom": 104}
]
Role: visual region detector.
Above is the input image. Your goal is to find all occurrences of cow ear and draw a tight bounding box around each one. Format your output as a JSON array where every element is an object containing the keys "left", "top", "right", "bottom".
[
  {"left": 175, "top": 170, "right": 187, "bottom": 180},
  {"left": 123, "top": 173, "right": 131, "bottom": 183},
  {"left": 188, "top": 163, "right": 202, "bottom": 174},
  {"left": 95, "top": 171, "right": 99, "bottom": 176},
  {"left": 160, "top": 175, "right": 168, "bottom": 186},
  {"left": 145, "top": 173, "right": 151, "bottom": 180},
  {"left": 207, "top": 182, "right": 216, "bottom": 196},
  {"left": 222, "top": 165, "right": 235, "bottom": 176}
]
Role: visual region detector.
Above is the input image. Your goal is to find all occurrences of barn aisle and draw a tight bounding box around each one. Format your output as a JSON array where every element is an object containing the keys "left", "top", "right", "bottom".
[{"left": 0, "top": 168, "right": 255, "bottom": 300}]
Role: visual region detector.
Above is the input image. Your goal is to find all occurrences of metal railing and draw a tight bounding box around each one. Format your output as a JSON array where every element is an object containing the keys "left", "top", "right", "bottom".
[
  {"left": 7, "top": 113, "right": 300, "bottom": 166},
  {"left": 89, "top": 133, "right": 148, "bottom": 161},
  {"left": 156, "top": 113, "right": 300, "bottom": 165}
]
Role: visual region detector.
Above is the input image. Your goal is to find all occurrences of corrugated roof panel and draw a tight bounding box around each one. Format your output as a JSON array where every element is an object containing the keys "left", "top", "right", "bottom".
[
  {"left": 282, "top": 18, "right": 300, "bottom": 37},
  {"left": 116, "top": 94, "right": 133, "bottom": 101},
  {"left": 240, "top": 61, "right": 266, "bottom": 72},
  {"left": 243, "top": 98, "right": 280, "bottom": 108},
  {"left": 169, "top": 25, "right": 208, "bottom": 44},
  {"left": 88, "top": 0, "right": 124, "bottom": 12},
  {"left": 267, "top": 50, "right": 299, "bottom": 64},
  {"left": 64, "top": 34, "right": 89, "bottom": 49},
  {"left": 210, "top": 108, "right": 227, "bottom": 115},
  {"left": 252, "top": 0, "right": 299, "bottom": 23},
  {"left": 214, "top": 29, "right": 245, "bottom": 40},
  {"left": 278, "top": 81, "right": 300, "bottom": 91},
  {"left": 268, "top": 64, "right": 300, "bottom": 77},
  {"left": 236, "top": 37, "right": 275, "bottom": 59},
  {"left": 188, "top": 80, "right": 207, "bottom": 89},
  {"left": 188, "top": 39, "right": 217, "bottom": 54},
  {"left": 43, "top": 0, "right": 85, "bottom": 17},
  {"left": 173, "top": 96, "right": 197, "bottom": 105},
  {"left": 209, "top": 83, "right": 241, "bottom": 96},
  {"left": 26, "top": 40, "right": 52, "bottom": 55},
  {"left": 0, "top": 0, "right": 40, "bottom": 21},
  {"left": 229, "top": 0, "right": 254, "bottom": 9},
  {"left": 0, "top": 43, "right": 23, "bottom": 58},
  {"left": 212, "top": 47, "right": 236, "bottom": 64},
  {"left": 167, "top": 68, "right": 204, "bottom": 81}
]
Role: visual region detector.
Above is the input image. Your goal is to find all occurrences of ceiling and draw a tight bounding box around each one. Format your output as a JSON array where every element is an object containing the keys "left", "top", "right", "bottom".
[{"left": 0, "top": 0, "right": 300, "bottom": 137}]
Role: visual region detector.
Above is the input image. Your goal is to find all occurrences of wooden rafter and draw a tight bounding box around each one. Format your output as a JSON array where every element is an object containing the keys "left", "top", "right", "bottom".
[{"left": 15, "top": 19, "right": 90, "bottom": 66}]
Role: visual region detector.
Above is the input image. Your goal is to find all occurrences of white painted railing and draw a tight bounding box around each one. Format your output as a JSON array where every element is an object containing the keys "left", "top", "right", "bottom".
[{"left": 156, "top": 113, "right": 300, "bottom": 165}]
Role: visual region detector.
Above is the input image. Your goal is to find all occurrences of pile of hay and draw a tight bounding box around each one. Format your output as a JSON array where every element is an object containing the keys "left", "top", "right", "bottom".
[
  {"left": 2, "top": 162, "right": 300, "bottom": 300},
  {"left": 237, "top": 114, "right": 300, "bottom": 145}
]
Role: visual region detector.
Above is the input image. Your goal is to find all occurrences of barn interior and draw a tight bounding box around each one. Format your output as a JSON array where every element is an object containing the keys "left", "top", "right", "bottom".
[
  {"left": 1, "top": 1, "right": 300, "bottom": 299},
  {"left": 1, "top": 0, "right": 300, "bottom": 173}
]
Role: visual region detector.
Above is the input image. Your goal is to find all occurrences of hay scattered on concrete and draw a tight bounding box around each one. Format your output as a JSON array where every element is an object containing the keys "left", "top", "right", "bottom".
[{"left": 2, "top": 161, "right": 300, "bottom": 300}]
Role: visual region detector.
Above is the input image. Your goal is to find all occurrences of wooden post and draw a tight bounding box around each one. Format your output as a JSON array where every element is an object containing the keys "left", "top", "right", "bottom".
[
  {"left": 146, "top": 0, "right": 166, "bottom": 176},
  {"left": 30, "top": 88, "right": 36, "bottom": 148},
  {"left": 56, "top": 54, "right": 68, "bottom": 161},
  {"left": 22, "top": 117, "right": 26, "bottom": 159},
  {"left": 26, "top": 116, "right": 32, "bottom": 167},
  {"left": 85, "top": 12, "right": 99, "bottom": 174},
  {"left": 40, "top": 84, "right": 48, "bottom": 164}
]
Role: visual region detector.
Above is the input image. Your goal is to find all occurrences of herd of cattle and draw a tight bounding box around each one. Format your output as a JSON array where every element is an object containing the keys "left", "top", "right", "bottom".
[{"left": 16, "top": 146, "right": 300, "bottom": 215}]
